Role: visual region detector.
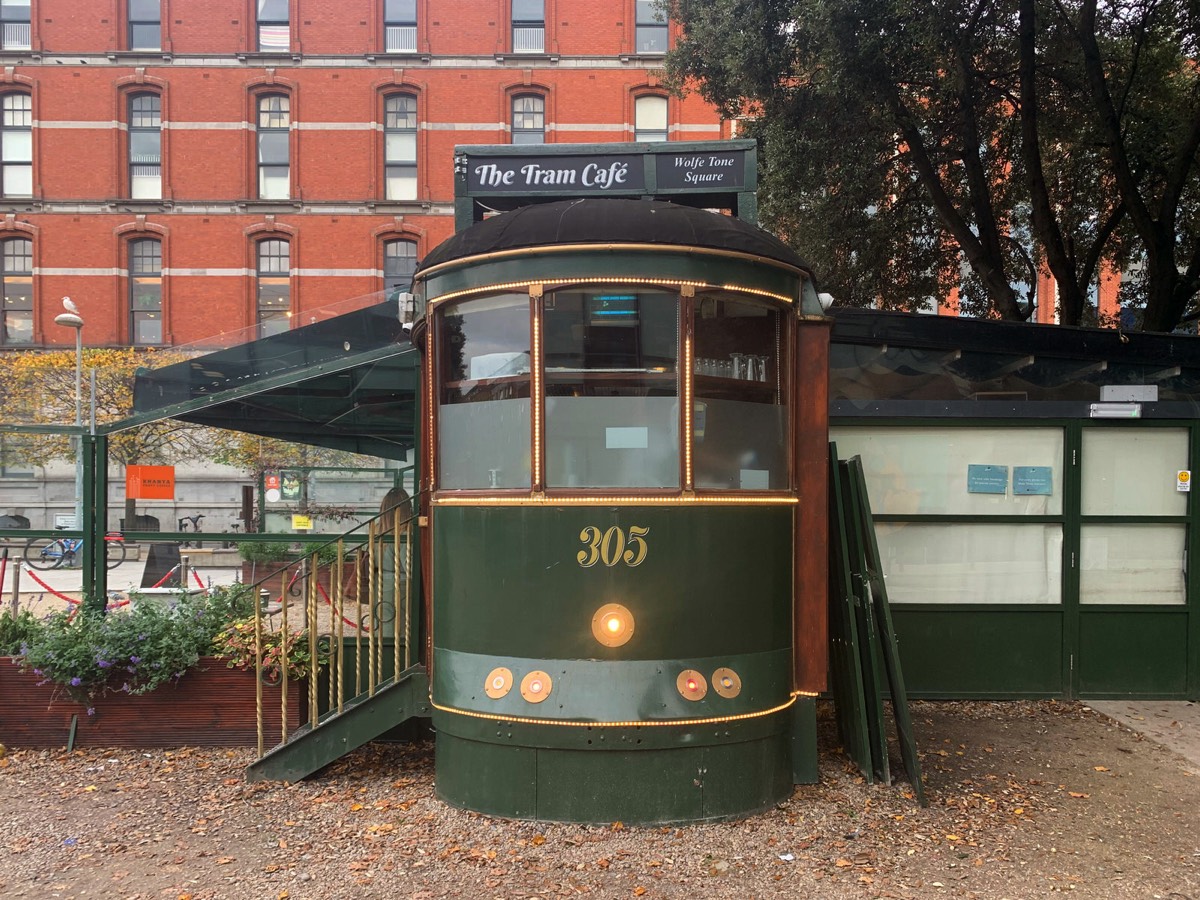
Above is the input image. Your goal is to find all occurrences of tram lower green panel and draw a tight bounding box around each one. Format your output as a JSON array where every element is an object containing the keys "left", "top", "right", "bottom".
[
  {"left": 434, "top": 718, "right": 792, "bottom": 824},
  {"left": 429, "top": 503, "right": 798, "bottom": 823},
  {"left": 1078, "top": 611, "right": 1188, "bottom": 698},
  {"left": 890, "top": 609, "right": 1064, "bottom": 697}
]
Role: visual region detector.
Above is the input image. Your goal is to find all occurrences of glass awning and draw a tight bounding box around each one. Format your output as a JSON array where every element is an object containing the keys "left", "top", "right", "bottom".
[{"left": 125, "top": 300, "right": 420, "bottom": 459}]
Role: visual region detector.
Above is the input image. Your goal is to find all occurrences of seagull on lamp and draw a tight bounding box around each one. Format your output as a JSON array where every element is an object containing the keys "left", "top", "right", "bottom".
[{"left": 62, "top": 296, "right": 79, "bottom": 314}]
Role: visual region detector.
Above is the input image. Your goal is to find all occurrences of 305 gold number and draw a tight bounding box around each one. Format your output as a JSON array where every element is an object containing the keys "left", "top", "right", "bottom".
[{"left": 577, "top": 525, "right": 650, "bottom": 568}]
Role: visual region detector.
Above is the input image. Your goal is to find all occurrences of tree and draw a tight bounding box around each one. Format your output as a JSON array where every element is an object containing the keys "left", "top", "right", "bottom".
[
  {"left": 667, "top": 0, "right": 1200, "bottom": 331},
  {"left": 0, "top": 348, "right": 219, "bottom": 527}
]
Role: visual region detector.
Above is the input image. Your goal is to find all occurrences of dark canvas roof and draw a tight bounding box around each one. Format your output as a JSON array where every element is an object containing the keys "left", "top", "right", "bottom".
[{"left": 416, "top": 198, "right": 810, "bottom": 274}]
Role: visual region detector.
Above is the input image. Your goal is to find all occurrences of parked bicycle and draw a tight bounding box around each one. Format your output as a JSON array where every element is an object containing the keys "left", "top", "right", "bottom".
[
  {"left": 24, "top": 529, "right": 128, "bottom": 570},
  {"left": 178, "top": 513, "right": 206, "bottom": 548}
]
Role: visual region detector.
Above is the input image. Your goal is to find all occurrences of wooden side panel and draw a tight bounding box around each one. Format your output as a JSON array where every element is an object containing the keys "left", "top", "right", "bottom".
[{"left": 794, "top": 319, "right": 832, "bottom": 693}]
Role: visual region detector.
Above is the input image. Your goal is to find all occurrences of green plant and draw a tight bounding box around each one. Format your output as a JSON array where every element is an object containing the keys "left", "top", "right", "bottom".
[
  {"left": 15, "top": 584, "right": 257, "bottom": 708},
  {"left": 212, "top": 619, "right": 328, "bottom": 683},
  {"left": 0, "top": 609, "right": 39, "bottom": 656},
  {"left": 237, "top": 540, "right": 296, "bottom": 563}
]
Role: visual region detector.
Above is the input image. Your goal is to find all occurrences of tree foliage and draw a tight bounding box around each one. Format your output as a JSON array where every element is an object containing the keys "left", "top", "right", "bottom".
[
  {"left": 0, "top": 348, "right": 216, "bottom": 467},
  {"left": 667, "top": 0, "right": 1200, "bottom": 331}
]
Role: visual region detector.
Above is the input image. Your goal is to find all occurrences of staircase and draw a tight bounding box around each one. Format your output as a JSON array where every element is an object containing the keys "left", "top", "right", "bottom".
[
  {"left": 240, "top": 507, "right": 428, "bottom": 782},
  {"left": 246, "top": 664, "right": 430, "bottom": 782}
]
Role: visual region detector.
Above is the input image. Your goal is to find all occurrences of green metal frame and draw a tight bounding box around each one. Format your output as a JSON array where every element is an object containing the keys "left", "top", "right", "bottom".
[{"left": 832, "top": 416, "right": 1199, "bottom": 700}]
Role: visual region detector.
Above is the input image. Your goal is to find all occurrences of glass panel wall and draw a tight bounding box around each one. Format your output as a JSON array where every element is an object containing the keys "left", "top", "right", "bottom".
[
  {"left": 1081, "top": 428, "right": 1189, "bottom": 516},
  {"left": 875, "top": 523, "right": 1063, "bottom": 604},
  {"left": 543, "top": 287, "right": 678, "bottom": 489},
  {"left": 833, "top": 426, "right": 1064, "bottom": 515},
  {"left": 1080, "top": 524, "right": 1186, "bottom": 605},
  {"left": 438, "top": 294, "right": 531, "bottom": 489}
]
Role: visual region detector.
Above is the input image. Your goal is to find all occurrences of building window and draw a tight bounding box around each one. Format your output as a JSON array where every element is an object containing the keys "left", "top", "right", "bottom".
[
  {"left": 257, "top": 94, "right": 290, "bottom": 200},
  {"left": 129, "top": 93, "right": 162, "bottom": 200},
  {"left": 384, "top": 94, "right": 417, "bottom": 201},
  {"left": 512, "top": 0, "right": 544, "bottom": 53},
  {"left": 511, "top": 94, "right": 545, "bottom": 144},
  {"left": 129, "top": 0, "right": 161, "bottom": 50},
  {"left": 0, "top": 0, "right": 30, "bottom": 51},
  {"left": 384, "top": 239, "right": 418, "bottom": 296},
  {"left": 1, "top": 93, "right": 31, "bottom": 198},
  {"left": 0, "top": 434, "right": 34, "bottom": 477},
  {"left": 129, "top": 239, "right": 162, "bottom": 345},
  {"left": 384, "top": 0, "right": 416, "bottom": 53},
  {"left": 0, "top": 237, "right": 32, "bottom": 345},
  {"left": 634, "top": 95, "right": 667, "bottom": 142},
  {"left": 634, "top": 1, "right": 667, "bottom": 54},
  {"left": 256, "top": 239, "right": 291, "bottom": 337},
  {"left": 257, "top": 0, "right": 289, "bottom": 52}
]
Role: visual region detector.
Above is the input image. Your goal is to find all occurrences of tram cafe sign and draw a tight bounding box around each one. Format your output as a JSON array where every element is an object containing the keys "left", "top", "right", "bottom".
[{"left": 465, "top": 149, "right": 747, "bottom": 194}]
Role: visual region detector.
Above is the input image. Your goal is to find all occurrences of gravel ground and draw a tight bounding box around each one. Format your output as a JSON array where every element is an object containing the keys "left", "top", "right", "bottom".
[{"left": 1, "top": 700, "right": 1197, "bottom": 899}]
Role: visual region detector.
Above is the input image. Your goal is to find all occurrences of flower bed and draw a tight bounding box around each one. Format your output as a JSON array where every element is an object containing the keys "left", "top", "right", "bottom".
[{"left": 0, "top": 655, "right": 303, "bottom": 748}]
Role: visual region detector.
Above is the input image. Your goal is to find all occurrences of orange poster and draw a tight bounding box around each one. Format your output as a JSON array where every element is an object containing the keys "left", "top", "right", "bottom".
[{"left": 126, "top": 465, "right": 176, "bottom": 500}]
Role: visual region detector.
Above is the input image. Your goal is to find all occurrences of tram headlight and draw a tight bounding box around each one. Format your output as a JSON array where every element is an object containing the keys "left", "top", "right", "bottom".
[{"left": 591, "top": 603, "right": 635, "bottom": 647}]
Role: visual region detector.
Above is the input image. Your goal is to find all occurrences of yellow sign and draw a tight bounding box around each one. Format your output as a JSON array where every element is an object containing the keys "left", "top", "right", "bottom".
[
  {"left": 291, "top": 514, "right": 313, "bottom": 530},
  {"left": 1178, "top": 470, "right": 1191, "bottom": 492}
]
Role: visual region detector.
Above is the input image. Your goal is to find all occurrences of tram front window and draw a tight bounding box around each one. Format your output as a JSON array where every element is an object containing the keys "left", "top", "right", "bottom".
[
  {"left": 438, "top": 293, "right": 531, "bottom": 489},
  {"left": 544, "top": 288, "right": 679, "bottom": 489},
  {"left": 693, "top": 293, "right": 788, "bottom": 490}
]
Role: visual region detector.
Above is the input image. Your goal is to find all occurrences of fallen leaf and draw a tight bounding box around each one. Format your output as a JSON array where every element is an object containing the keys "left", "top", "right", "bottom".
[
  {"left": 1068, "top": 792, "right": 1089, "bottom": 799},
  {"left": 835, "top": 858, "right": 853, "bottom": 868},
  {"left": 1093, "top": 766, "right": 1109, "bottom": 772},
  {"left": 634, "top": 888, "right": 647, "bottom": 896},
  {"left": 217, "top": 856, "right": 234, "bottom": 865},
  {"left": 532, "top": 834, "right": 546, "bottom": 846}
]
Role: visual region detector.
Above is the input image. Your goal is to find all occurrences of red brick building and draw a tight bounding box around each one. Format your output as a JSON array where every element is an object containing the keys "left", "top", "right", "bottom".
[{"left": 0, "top": 0, "right": 727, "bottom": 350}]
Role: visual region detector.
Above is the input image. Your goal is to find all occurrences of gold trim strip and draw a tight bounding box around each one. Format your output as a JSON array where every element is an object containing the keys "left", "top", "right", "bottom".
[
  {"left": 431, "top": 695, "right": 796, "bottom": 728},
  {"left": 425, "top": 277, "right": 794, "bottom": 309},
  {"left": 415, "top": 242, "right": 810, "bottom": 282},
  {"left": 431, "top": 494, "right": 799, "bottom": 507}
]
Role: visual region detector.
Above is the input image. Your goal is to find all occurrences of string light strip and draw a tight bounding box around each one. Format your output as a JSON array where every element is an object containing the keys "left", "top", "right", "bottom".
[
  {"left": 424, "top": 277, "right": 794, "bottom": 309},
  {"left": 431, "top": 494, "right": 799, "bottom": 506},
  {"left": 431, "top": 695, "right": 796, "bottom": 728}
]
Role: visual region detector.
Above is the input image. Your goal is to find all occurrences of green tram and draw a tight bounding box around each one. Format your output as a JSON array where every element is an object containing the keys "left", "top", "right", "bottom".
[{"left": 410, "top": 198, "right": 832, "bottom": 823}]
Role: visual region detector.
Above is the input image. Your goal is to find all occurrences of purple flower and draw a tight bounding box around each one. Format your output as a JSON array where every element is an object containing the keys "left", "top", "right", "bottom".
[
  {"left": 33, "top": 668, "right": 43, "bottom": 676},
  {"left": 86, "top": 707, "right": 96, "bottom": 716},
  {"left": 70, "top": 677, "right": 82, "bottom": 687},
  {"left": 129, "top": 656, "right": 141, "bottom": 664},
  {"left": 138, "top": 633, "right": 147, "bottom": 641},
  {"left": 96, "top": 659, "right": 111, "bottom": 669}
]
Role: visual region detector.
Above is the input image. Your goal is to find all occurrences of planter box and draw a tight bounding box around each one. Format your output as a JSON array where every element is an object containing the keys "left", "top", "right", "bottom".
[{"left": 0, "top": 656, "right": 304, "bottom": 749}]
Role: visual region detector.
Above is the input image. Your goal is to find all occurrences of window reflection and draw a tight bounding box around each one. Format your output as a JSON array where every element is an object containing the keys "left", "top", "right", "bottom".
[
  {"left": 693, "top": 293, "right": 787, "bottom": 490},
  {"left": 543, "top": 287, "right": 678, "bottom": 489},
  {"left": 438, "top": 294, "right": 531, "bottom": 489}
]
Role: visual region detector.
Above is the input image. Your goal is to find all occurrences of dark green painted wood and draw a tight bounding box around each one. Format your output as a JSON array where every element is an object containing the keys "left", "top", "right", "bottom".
[
  {"left": 245, "top": 666, "right": 430, "bottom": 783},
  {"left": 1078, "top": 612, "right": 1189, "bottom": 696},
  {"left": 826, "top": 444, "right": 874, "bottom": 780},
  {"left": 435, "top": 734, "right": 538, "bottom": 820},
  {"left": 891, "top": 610, "right": 1065, "bottom": 696},
  {"left": 432, "top": 705, "right": 786, "bottom": 751},
  {"left": 790, "top": 698, "right": 819, "bottom": 784},
  {"left": 433, "top": 648, "right": 791, "bottom": 722},
  {"left": 432, "top": 506, "right": 793, "bottom": 662},
  {"left": 843, "top": 462, "right": 891, "bottom": 784},
  {"left": 435, "top": 728, "right": 790, "bottom": 824},
  {"left": 848, "top": 458, "right": 927, "bottom": 807}
]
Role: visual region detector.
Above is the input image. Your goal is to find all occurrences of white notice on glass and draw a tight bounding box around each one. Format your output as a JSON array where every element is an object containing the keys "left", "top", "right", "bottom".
[
  {"left": 606, "top": 426, "right": 649, "bottom": 449},
  {"left": 740, "top": 469, "right": 770, "bottom": 489}
]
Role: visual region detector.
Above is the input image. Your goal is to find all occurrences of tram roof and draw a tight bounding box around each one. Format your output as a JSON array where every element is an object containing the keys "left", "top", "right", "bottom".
[{"left": 415, "top": 199, "right": 812, "bottom": 276}]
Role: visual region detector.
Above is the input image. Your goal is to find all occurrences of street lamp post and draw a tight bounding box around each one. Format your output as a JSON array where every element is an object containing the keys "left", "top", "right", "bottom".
[{"left": 54, "top": 298, "right": 84, "bottom": 535}]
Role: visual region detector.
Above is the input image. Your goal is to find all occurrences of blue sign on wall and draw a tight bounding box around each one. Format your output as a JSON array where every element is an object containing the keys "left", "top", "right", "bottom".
[
  {"left": 1013, "top": 466, "right": 1054, "bottom": 495},
  {"left": 967, "top": 464, "right": 1009, "bottom": 494}
]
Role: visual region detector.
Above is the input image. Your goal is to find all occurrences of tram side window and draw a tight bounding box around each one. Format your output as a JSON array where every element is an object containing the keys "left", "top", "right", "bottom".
[
  {"left": 693, "top": 293, "right": 788, "bottom": 490},
  {"left": 543, "top": 287, "right": 679, "bottom": 489},
  {"left": 438, "top": 293, "right": 531, "bottom": 489}
]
